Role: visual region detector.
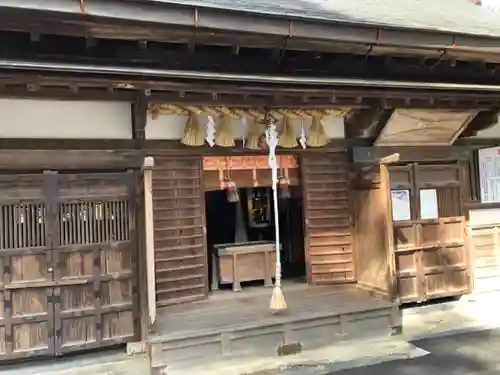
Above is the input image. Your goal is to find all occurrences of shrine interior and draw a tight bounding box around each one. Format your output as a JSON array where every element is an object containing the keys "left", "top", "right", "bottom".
[{"left": 205, "top": 184, "right": 306, "bottom": 293}]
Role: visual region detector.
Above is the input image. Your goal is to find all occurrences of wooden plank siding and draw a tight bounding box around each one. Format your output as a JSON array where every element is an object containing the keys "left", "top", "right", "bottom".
[
  {"left": 352, "top": 164, "right": 393, "bottom": 299},
  {"left": 151, "top": 155, "right": 208, "bottom": 306},
  {"left": 469, "top": 225, "right": 500, "bottom": 294},
  {"left": 302, "top": 152, "right": 354, "bottom": 284}
]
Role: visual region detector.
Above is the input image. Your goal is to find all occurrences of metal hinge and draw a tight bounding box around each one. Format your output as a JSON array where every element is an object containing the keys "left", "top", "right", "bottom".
[{"left": 47, "top": 295, "right": 61, "bottom": 304}]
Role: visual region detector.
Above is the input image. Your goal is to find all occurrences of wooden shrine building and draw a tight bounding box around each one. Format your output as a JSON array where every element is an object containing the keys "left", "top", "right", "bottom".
[{"left": 1, "top": 0, "right": 500, "bottom": 373}]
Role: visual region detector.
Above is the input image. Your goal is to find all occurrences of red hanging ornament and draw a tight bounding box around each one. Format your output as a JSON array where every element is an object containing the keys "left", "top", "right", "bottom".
[
  {"left": 258, "top": 134, "right": 268, "bottom": 151},
  {"left": 278, "top": 176, "right": 291, "bottom": 200}
]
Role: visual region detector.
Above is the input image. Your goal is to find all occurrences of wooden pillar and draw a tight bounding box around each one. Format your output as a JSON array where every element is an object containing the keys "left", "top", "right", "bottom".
[
  {"left": 143, "top": 156, "right": 156, "bottom": 327},
  {"left": 132, "top": 92, "right": 148, "bottom": 149}
]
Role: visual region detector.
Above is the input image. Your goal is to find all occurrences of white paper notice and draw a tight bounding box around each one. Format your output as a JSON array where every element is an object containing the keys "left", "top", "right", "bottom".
[
  {"left": 420, "top": 189, "right": 439, "bottom": 220},
  {"left": 391, "top": 190, "right": 411, "bottom": 221},
  {"left": 478, "top": 146, "right": 500, "bottom": 203}
]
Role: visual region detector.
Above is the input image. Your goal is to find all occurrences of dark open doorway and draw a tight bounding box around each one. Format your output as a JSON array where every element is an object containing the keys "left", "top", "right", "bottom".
[{"left": 205, "top": 185, "right": 306, "bottom": 292}]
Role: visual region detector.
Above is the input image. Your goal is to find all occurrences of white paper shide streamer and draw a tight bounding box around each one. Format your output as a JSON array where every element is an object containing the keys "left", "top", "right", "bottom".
[
  {"left": 205, "top": 115, "right": 216, "bottom": 147},
  {"left": 299, "top": 118, "right": 307, "bottom": 149},
  {"left": 480, "top": 0, "right": 500, "bottom": 11},
  {"left": 241, "top": 116, "right": 248, "bottom": 148}
]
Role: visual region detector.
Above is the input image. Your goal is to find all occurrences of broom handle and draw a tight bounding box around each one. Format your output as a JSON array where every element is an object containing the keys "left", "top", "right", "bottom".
[{"left": 271, "top": 161, "right": 282, "bottom": 288}]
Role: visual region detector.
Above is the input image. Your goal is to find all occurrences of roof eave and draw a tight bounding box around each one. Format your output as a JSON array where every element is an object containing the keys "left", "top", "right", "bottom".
[{"left": 2, "top": 0, "right": 500, "bottom": 57}]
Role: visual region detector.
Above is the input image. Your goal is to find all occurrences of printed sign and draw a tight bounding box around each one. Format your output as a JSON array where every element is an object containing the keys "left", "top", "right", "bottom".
[{"left": 478, "top": 146, "right": 500, "bottom": 203}]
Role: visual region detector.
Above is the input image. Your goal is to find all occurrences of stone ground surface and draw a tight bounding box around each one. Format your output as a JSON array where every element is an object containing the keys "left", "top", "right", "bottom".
[
  {"left": 330, "top": 329, "right": 500, "bottom": 375},
  {"left": 4, "top": 292, "right": 500, "bottom": 375}
]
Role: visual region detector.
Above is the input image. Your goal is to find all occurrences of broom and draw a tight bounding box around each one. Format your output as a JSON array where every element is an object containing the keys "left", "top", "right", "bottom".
[
  {"left": 307, "top": 116, "right": 329, "bottom": 147},
  {"left": 266, "top": 119, "right": 287, "bottom": 313},
  {"left": 180, "top": 113, "right": 205, "bottom": 146}
]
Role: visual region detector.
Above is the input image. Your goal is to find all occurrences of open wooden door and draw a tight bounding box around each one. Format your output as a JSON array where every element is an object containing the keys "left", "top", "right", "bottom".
[
  {"left": 391, "top": 163, "right": 470, "bottom": 303},
  {"left": 352, "top": 162, "right": 396, "bottom": 299},
  {"left": 151, "top": 155, "right": 208, "bottom": 306},
  {"left": 302, "top": 152, "right": 354, "bottom": 284}
]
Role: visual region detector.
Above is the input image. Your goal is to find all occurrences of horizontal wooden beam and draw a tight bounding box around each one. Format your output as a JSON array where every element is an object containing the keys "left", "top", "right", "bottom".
[
  {"left": 0, "top": 149, "right": 143, "bottom": 170},
  {"left": 352, "top": 146, "right": 472, "bottom": 163},
  {"left": 0, "top": 82, "right": 498, "bottom": 110},
  {"left": 1, "top": 73, "right": 500, "bottom": 101}
]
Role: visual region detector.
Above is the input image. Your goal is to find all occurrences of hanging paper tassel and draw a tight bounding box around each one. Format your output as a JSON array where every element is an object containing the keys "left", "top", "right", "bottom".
[
  {"left": 245, "top": 118, "right": 265, "bottom": 150},
  {"left": 299, "top": 118, "right": 307, "bottom": 149},
  {"left": 266, "top": 119, "right": 287, "bottom": 313},
  {"left": 180, "top": 114, "right": 204, "bottom": 146},
  {"left": 277, "top": 116, "right": 298, "bottom": 148},
  {"left": 307, "top": 116, "right": 329, "bottom": 147},
  {"left": 205, "top": 115, "right": 216, "bottom": 147},
  {"left": 215, "top": 114, "right": 235, "bottom": 147},
  {"left": 241, "top": 116, "right": 248, "bottom": 149}
]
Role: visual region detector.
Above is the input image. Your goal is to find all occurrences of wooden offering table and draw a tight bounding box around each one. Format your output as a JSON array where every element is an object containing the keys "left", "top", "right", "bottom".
[{"left": 212, "top": 241, "right": 279, "bottom": 292}]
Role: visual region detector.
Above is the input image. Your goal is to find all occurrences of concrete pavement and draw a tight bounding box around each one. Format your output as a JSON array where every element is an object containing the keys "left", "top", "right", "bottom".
[{"left": 330, "top": 328, "right": 500, "bottom": 375}]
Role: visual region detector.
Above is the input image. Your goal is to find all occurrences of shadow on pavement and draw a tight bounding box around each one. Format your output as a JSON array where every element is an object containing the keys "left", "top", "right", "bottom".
[{"left": 331, "top": 329, "right": 500, "bottom": 375}]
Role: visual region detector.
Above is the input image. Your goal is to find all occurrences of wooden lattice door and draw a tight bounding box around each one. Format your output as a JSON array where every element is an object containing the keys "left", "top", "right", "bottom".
[
  {"left": 0, "top": 174, "right": 54, "bottom": 359},
  {"left": 0, "top": 171, "right": 138, "bottom": 360},
  {"left": 391, "top": 164, "right": 471, "bottom": 303}
]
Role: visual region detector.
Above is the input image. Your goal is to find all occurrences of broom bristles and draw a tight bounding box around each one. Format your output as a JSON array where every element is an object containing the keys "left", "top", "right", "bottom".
[{"left": 270, "top": 286, "right": 287, "bottom": 313}]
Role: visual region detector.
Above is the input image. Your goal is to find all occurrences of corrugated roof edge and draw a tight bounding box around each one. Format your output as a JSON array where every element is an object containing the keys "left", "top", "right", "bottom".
[{"left": 128, "top": 0, "right": 500, "bottom": 38}]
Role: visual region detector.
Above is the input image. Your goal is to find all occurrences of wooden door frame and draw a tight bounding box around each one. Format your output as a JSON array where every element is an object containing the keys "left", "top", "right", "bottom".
[{"left": 380, "top": 163, "right": 397, "bottom": 301}]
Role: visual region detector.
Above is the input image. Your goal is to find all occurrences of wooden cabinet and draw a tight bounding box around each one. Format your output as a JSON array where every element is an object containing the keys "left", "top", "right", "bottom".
[{"left": 212, "top": 242, "right": 277, "bottom": 291}]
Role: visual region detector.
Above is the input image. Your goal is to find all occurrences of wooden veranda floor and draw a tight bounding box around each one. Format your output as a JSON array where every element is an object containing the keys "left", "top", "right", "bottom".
[
  {"left": 152, "top": 282, "right": 394, "bottom": 339},
  {"left": 149, "top": 282, "right": 400, "bottom": 374}
]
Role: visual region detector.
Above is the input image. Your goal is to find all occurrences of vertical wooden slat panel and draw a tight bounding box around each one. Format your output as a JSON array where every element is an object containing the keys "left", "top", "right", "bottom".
[
  {"left": 302, "top": 152, "right": 354, "bottom": 284},
  {"left": 152, "top": 155, "right": 207, "bottom": 306},
  {"left": 469, "top": 225, "right": 500, "bottom": 294}
]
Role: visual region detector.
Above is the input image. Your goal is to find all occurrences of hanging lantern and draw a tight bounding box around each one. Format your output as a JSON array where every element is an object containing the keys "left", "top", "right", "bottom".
[
  {"left": 278, "top": 158, "right": 291, "bottom": 200},
  {"left": 278, "top": 176, "right": 291, "bottom": 200},
  {"left": 225, "top": 179, "right": 240, "bottom": 203}
]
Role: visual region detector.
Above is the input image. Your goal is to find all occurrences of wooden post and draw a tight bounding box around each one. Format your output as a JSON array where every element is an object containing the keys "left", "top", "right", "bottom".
[{"left": 143, "top": 156, "right": 156, "bottom": 326}]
